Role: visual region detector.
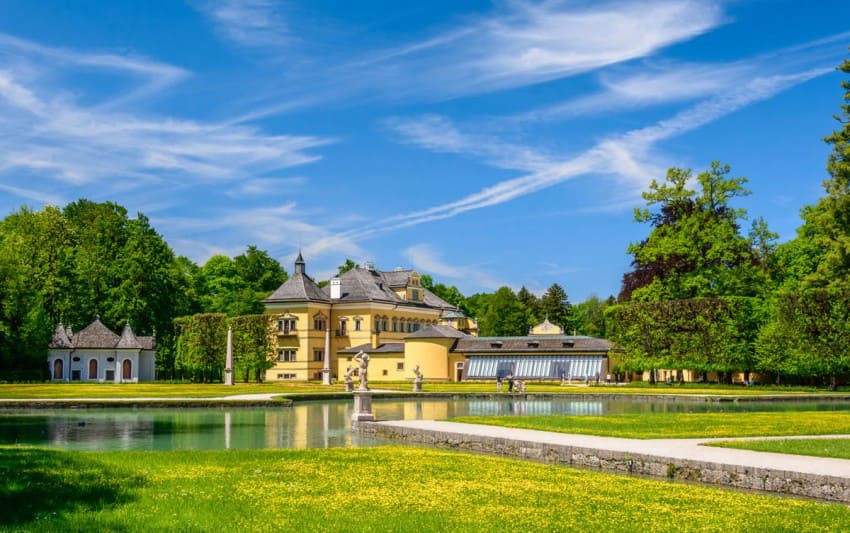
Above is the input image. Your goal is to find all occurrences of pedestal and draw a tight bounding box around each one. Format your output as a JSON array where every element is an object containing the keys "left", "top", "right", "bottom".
[
  {"left": 413, "top": 381, "right": 422, "bottom": 393},
  {"left": 322, "top": 368, "right": 331, "bottom": 386},
  {"left": 351, "top": 389, "right": 375, "bottom": 422},
  {"left": 345, "top": 381, "right": 354, "bottom": 392},
  {"left": 224, "top": 368, "right": 234, "bottom": 386}
]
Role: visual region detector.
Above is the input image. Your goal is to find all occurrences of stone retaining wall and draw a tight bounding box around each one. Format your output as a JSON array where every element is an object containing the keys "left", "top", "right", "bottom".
[{"left": 355, "top": 421, "right": 850, "bottom": 503}]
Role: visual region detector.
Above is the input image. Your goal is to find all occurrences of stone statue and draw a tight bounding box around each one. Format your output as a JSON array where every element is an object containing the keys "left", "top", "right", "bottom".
[
  {"left": 344, "top": 365, "right": 355, "bottom": 392},
  {"left": 412, "top": 364, "right": 424, "bottom": 392},
  {"left": 353, "top": 351, "right": 370, "bottom": 391}
]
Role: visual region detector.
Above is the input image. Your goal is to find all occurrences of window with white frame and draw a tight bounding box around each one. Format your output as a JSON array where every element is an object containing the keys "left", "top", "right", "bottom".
[
  {"left": 354, "top": 318, "right": 361, "bottom": 331},
  {"left": 277, "top": 318, "right": 296, "bottom": 334},
  {"left": 278, "top": 349, "right": 297, "bottom": 362}
]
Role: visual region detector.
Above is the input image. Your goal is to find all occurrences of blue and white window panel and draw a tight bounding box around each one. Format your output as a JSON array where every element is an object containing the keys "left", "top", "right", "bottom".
[{"left": 465, "top": 355, "right": 604, "bottom": 379}]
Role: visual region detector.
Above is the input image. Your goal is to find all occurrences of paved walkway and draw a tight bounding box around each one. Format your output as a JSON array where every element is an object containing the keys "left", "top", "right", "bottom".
[{"left": 374, "top": 419, "right": 850, "bottom": 479}]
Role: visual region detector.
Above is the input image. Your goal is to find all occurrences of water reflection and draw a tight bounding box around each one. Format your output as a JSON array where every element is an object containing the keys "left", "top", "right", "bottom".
[{"left": 0, "top": 397, "right": 846, "bottom": 451}]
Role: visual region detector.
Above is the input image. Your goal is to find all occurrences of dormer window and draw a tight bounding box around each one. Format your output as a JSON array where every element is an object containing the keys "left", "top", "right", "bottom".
[
  {"left": 490, "top": 341, "right": 503, "bottom": 348},
  {"left": 528, "top": 341, "right": 539, "bottom": 348},
  {"left": 411, "top": 289, "right": 420, "bottom": 301},
  {"left": 563, "top": 340, "right": 575, "bottom": 348}
]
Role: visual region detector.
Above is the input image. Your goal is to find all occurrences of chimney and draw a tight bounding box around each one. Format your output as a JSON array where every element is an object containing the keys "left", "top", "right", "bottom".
[{"left": 330, "top": 277, "right": 341, "bottom": 299}]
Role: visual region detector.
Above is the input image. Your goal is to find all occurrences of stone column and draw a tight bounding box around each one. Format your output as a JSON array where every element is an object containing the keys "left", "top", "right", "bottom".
[
  {"left": 224, "top": 327, "right": 234, "bottom": 386},
  {"left": 322, "top": 325, "right": 331, "bottom": 385}
]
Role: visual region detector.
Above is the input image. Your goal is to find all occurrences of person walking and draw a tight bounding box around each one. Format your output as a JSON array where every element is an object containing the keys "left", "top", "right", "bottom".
[
  {"left": 507, "top": 374, "right": 514, "bottom": 393},
  {"left": 497, "top": 375, "right": 503, "bottom": 393}
]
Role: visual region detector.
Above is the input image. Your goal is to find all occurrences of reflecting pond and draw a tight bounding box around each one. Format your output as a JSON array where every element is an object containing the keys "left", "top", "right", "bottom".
[{"left": 1, "top": 397, "right": 847, "bottom": 451}]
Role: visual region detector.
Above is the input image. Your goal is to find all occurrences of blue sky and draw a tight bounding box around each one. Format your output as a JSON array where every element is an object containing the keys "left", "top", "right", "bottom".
[{"left": 0, "top": 1, "right": 848, "bottom": 302}]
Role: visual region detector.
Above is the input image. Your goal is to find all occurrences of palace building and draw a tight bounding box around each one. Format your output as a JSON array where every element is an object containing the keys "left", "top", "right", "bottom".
[{"left": 263, "top": 255, "right": 612, "bottom": 382}]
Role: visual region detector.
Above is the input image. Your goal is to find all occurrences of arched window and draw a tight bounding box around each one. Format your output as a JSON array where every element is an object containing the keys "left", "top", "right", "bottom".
[
  {"left": 53, "top": 359, "right": 63, "bottom": 380},
  {"left": 122, "top": 359, "right": 132, "bottom": 380},
  {"left": 382, "top": 317, "right": 389, "bottom": 331},
  {"left": 392, "top": 318, "right": 398, "bottom": 332},
  {"left": 88, "top": 359, "right": 98, "bottom": 380}
]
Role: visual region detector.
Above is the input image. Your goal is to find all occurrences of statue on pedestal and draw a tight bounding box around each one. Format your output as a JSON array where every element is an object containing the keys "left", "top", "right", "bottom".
[{"left": 353, "top": 351, "right": 370, "bottom": 391}]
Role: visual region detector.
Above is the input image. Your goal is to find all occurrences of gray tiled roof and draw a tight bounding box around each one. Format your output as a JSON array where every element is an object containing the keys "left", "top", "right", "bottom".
[
  {"left": 339, "top": 342, "right": 405, "bottom": 354},
  {"left": 381, "top": 270, "right": 411, "bottom": 287},
  {"left": 50, "top": 319, "right": 155, "bottom": 350},
  {"left": 405, "top": 324, "right": 470, "bottom": 339},
  {"left": 453, "top": 335, "right": 612, "bottom": 354},
  {"left": 73, "top": 318, "right": 121, "bottom": 348},
  {"left": 263, "top": 272, "right": 330, "bottom": 303},
  {"left": 49, "top": 324, "right": 73, "bottom": 349},
  {"left": 322, "top": 267, "right": 455, "bottom": 310},
  {"left": 117, "top": 323, "right": 143, "bottom": 349}
]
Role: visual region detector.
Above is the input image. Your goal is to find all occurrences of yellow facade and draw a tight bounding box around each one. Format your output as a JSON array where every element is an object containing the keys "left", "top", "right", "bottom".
[
  {"left": 262, "top": 258, "right": 609, "bottom": 383},
  {"left": 264, "top": 300, "right": 447, "bottom": 382}
]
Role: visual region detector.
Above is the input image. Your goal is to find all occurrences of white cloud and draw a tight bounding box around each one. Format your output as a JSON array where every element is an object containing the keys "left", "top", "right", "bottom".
[
  {"left": 368, "top": 63, "right": 834, "bottom": 237},
  {"left": 404, "top": 244, "right": 505, "bottom": 290},
  {"left": 0, "top": 34, "right": 332, "bottom": 200},
  {"left": 196, "top": 0, "right": 291, "bottom": 49},
  {"left": 225, "top": 176, "right": 308, "bottom": 197},
  {"left": 384, "top": 114, "right": 555, "bottom": 172},
  {"left": 342, "top": 0, "right": 724, "bottom": 100}
]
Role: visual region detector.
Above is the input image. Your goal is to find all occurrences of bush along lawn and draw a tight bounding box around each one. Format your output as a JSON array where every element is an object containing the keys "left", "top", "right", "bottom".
[{"left": 3, "top": 446, "right": 850, "bottom": 532}]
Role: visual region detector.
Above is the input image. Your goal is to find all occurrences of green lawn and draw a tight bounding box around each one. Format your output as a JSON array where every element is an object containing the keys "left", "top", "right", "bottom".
[
  {"left": 709, "top": 438, "right": 850, "bottom": 459},
  {"left": 0, "top": 381, "right": 840, "bottom": 400},
  {"left": 0, "top": 382, "right": 347, "bottom": 399},
  {"left": 2, "top": 445, "right": 849, "bottom": 532},
  {"left": 452, "top": 410, "right": 850, "bottom": 439}
]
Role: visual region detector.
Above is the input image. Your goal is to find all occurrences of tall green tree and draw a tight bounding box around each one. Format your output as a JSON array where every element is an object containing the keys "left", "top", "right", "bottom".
[
  {"left": 800, "top": 54, "right": 850, "bottom": 289},
  {"left": 539, "top": 283, "right": 573, "bottom": 333},
  {"left": 478, "top": 287, "right": 535, "bottom": 336},
  {"left": 621, "top": 162, "right": 766, "bottom": 301},
  {"left": 516, "top": 286, "right": 540, "bottom": 321},
  {"left": 574, "top": 295, "right": 614, "bottom": 337}
]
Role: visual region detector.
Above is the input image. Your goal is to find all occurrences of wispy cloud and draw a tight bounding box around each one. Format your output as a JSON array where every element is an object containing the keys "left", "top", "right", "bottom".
[
  {"left": 344, "top": 39, "right": 840, "bottom": 244},
  {"left": 336, "top": 0, "right": 724, "bottom": 101},
  {"left": 404, "top": 244, "right": 505, "bottom": 290},
  {"left": 195, "top": 0, "right": 291, "bottom": 49},
  {"left": 225, "top": 176, "right": 308, "bottom": 197},
  {"left": 383, "top": 114, "right": 555, "bottom": 173},
  {"left": 0, "top": 34, "right": 332, "bottom": 199}
]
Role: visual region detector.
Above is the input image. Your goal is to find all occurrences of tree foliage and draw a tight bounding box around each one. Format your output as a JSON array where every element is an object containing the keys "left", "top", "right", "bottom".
[
  {"left": 478, "top": 287, "right": 535, "bottom": 337},
  {"left": 539, "top": 283, "right": 574, "bottom": 333},
  {"left": 606, "top": 298, "right": 765, "bottom": 382},
  {"left": 621, "top": 162, "right": 767, "bottom": 301}
]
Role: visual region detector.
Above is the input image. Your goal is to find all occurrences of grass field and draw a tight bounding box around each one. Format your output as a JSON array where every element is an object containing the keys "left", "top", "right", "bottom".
[
  {"left": 452, "top": 410, "right": 850, "bottom": 439},
  {"left": 0, "top": 382, "right": 347, "bottom": 399},
  {"left": 0, "top": 381, "right": 837, "bottom": 399},
  {"left": 709, "top": 438, "right": 850, "bottom": 459},
  {"left": 2, "top": 445, "right": 850, "bottom": 532}
]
